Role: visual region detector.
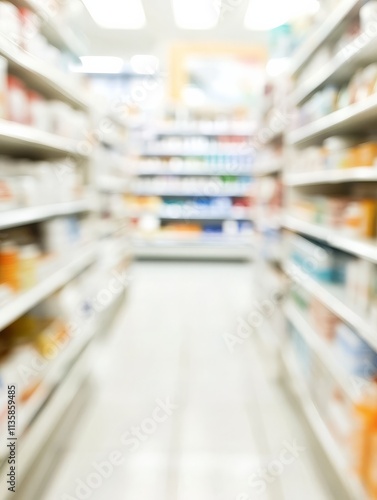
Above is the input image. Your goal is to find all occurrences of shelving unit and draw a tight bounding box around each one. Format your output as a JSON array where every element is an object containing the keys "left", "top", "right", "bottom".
[
  {"left": 281, "top": 348, "right": 368, "bottom": 500},
  {"left": 130, "top": 120, "right": 254, "bottom": 260},
  {"left": 0, "top": 119, "right": 88, "bottom": 158},
  {"left": 0, "top": 7, "right": 132, "bottom": 496},
  {"left": 284, "top": 167, "right": 377, "bottom": 185}
]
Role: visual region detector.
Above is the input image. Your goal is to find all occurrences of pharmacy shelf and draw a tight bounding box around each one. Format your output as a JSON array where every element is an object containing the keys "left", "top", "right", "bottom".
[
  {"left": 151, "top": 129, "right": 252, "bottom": 137},
  {"left": 292, "top": 32, "right": 377, "bottom": 106},
  {"left": 285, "top": 301, "right": 359, "bottom": 401},
  {"left": 290, "top": 0, "right": 364, "bottom": 76},
  {"left": 0, "top": 341, "right": 95, "bottom": 499},
  {"left": 284, "top": 167, "right": 377, "bottom": 185},
  {"left": 283, "top": 215, "right": 377, "bottom": 264},
  {"left": 131, "top": 189, "right": 250, "bottom": 197},
  {"left": 129, "top": 210, "right": 252, "bottom": 221},
  {"left": 0, "top": 33, "right": 90, "bottom": 111},
  {"left": 9, "top": 0, "right": 85, "bottom": 56},
  {"left": 283, "top": 260, "right": 377, "bottom": 352},
  {"left": 281, "top": 348, "right": 368, "bottom": 500},
  {"left": 0, "top": 244, "right": 97, "bottom": 332},
  {"left": 0, "top": 119, "right": 87, "bottom": 158},
  {"left": 287, "top": 93, "right": 377, "bottom": 147},
  {"left": 0, "top": 200, "right": 92, "bottom": 230},
  {"left": 141, "top": 151, "right": 251, "bottom": 158},
  {"left": 134, "top": 170, "right": 252, "bottom": 177},
  {"left": 134, "top": 244, "right": 252, "bottom": 260}
]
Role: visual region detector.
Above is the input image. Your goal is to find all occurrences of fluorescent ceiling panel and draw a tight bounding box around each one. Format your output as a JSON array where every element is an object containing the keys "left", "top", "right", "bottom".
[
  {"left": 172, "top": 0, "right": 220, "bottom": 29},
  {"left": 82, "top": 0, "right": 146, "bottom": 29},
  {"left": 245, "top": 0, "right": 319, "bottom": 30}
]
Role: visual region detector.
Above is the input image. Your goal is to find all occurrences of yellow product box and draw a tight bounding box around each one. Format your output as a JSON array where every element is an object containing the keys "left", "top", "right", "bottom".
[
  {"left": 357, "top": 143, "right": 377, "bottom": 167},
  {"left": 343, "top": 200, "right": 377, "bottom": 238}
]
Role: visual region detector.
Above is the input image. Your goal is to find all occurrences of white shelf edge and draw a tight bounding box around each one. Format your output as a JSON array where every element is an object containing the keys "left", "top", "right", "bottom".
[
  {"left": 287, "top": 93, "right": 377, "bottom": 146},
  {"left": 0, "top": 119, "right": 87, "bottom": 157},
  {"left": 292, "top": 33, "right": 377, "bottom": 106},
  {"left": 284, "top": 301, "right": 359, "bottom": 401},
  {"left": 283, "top": 261, "right": 377, "bottom": 352},
  {"left": 0, "top": 200, "right": 92, "bottom": 230},
  {"left": 290, "top": 0, "right": 363, "bottom": 76},
  {"left": 0, "top": 245, "right": 97, "bottom": 332},
  {"left": 0, "top": 33, "right": 90, "bottom": 111},
  {"left": 283, "top": 215, "right": 377, "bottom": 264},
  {"left": 134, "top": 170, "right": 252, "bottom": 177},
  {"left": 284, "top": 167, "right": 377, "bottom": 186},
  {"left": 281, "top": 348, "right": 369, "bottom": 500},
  {"left": 130, "top": 190, "right": 249, "bottom": 197},
  {"left": 150, "top": 129, "right": 252, "bottom": 137},
  {"left": 140, "top": 151, "right": 251, "bottom": 157}
]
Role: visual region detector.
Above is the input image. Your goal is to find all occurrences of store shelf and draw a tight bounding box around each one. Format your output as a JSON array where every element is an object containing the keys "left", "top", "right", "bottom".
[
  {"left": 287, "top": 93, "right": 377, "bottom": 147},
  {"left": 134, "top": 244, "right": 252, "bottom": 260},
  {"left": 0, "top": 200, "right": 92, "bottom": 230},
  {"left": 0, "top": 33, "right": 90, "bottom": 111},
  {"left": 0, "top": 119, "right": 87, "bottom": 158},
  {"left": 0, "top": 245, "right": 97, "bottom": 332},
  {"left": 283, "top": 260, "right": 377, "bottom": 352},
  {"left": 134, "top": 170, "right": 252, "bottom": 177},
  {"left": 284, "top": 167, "right": 377, "bottom": 185},
  {"left": 141, "top": 151, "right": 251, "bottom": 158},
  {"left": 0, "top": 340, "right": 95, "bottom": 499},
  {"left": 292, "top": 32, "right": 377, "bottom": 106},
  {"left": 283, "top": 215, "right": 377, "bottom": 263},
  {"left": 281, "top": 348, "right": 368, "bottom": 500},
  {"left": 129, "top": 209, "right": 252, "bottom": 221},
  {"left": 131, "top": 189, "right": 250, "bottom": 197},
  {"left": 285, "top": 301, "right": 359, "bottom": 401},
  {"left": 290, "top": 0, "right": 364, "bottom": 76},
  {"left": 151, "top": 129, "right": 252, "bottom": 137}
]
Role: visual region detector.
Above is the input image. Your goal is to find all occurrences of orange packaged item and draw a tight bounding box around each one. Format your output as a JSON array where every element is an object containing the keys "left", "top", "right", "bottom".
[
  {"left": 358, "top": 143, "right": 377, "bottom": 167},
  {"left": 352, "top": 392, "right": 377, "bottom": 498},
  {"left": 343, "top": 200, "right": 377, "bottom": 238},
  {"left": 0, "top": 242, "right": 19, "bottom": 292}
]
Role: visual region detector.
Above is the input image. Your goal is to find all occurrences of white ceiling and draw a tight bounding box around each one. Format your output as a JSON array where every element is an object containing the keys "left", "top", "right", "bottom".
[{"left": 72, "top": 0, "right": 268, "bottom": 61}]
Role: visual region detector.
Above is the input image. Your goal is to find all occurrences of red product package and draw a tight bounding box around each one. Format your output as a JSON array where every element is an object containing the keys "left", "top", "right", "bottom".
[
  {"left": 7, "top": 76, "right": 30, "bottom": 124},
  {"left": 18, "top": 8, "right": 40, "bottom": 51}
]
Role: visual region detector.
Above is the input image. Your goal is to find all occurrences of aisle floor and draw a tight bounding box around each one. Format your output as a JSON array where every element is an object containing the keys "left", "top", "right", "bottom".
[{"left": 41, "top": 262, "right": 334, "bottom": 500}]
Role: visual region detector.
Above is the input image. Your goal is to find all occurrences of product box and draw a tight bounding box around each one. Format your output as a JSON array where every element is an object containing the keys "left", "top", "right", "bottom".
[{"left": 0, "top": 56, "right": 7, "bottom": 119}]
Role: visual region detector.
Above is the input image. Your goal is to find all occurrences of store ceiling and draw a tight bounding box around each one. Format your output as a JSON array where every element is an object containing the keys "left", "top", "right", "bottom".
[{"left": 74, "top": 0, "right": 268, "bottom": 60}]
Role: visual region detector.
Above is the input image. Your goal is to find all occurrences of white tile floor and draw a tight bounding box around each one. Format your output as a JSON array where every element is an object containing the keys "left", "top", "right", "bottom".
[{"left": 40, "top": 261, "right": 334, "bottom": 500}]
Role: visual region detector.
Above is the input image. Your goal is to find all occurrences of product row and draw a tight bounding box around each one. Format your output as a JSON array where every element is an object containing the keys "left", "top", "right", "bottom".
[
  {"left": 133, "top": 218, "right": 253, "bottom": 239},
  {"left": 288, "top": 137, "right": 377, "bottom": 172},
  {"left": 0, "top": 58, "right": 90, "bottom": 137},
  {"left": 126, "top": 195, "right": 251, "bottom": 218},
  {"left": 290, "top": 195, "right": 377, "bottom": 238},
  {"left": 287, "top": 233, "right": 377, "bottom": 322},
  {"left": 149, "top": 119, "right": 253, "bottom": 135},
  {"left": 130, "top": 157, "right": 252, "bottom": 175},
  {"left": 131, "top": 177, "right": 251, "bottom": 195},
  {"left": 0, "top": 157, "right": 85, "bottom": 210},
  {"left": 287, "top": 321, "right": 377, "bottom": 499},
  {"left": 296, "top": 0, "right": 377, "bottom": 85},
  {"left": 294, "top": 62, "right": 377, "bottom": 127},
  {"left": 0, "top": 217, "right": 94, "bottom": 300},
  {"left": 142, "top": 137, "right": 251, "bottom": 155},
  {"left": 0, "top": 1, "right": 78, "bottom": 74}
]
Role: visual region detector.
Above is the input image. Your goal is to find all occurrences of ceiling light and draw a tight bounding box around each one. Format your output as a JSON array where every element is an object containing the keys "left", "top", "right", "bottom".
[
  {"left": 82, "top": 0, "right": 146, "bottom": 29},
  {"left": 130, "top": 55, "right": 159, "bottom": 74},
  {"left": 71, "top": 56, "right": 124, "bottom": 73},
  {"left": 172, "top": 0, "right": 220, "bottom": 29},
  {"left": 245, "top": 0, "right": 320, "bottom": 31}
]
